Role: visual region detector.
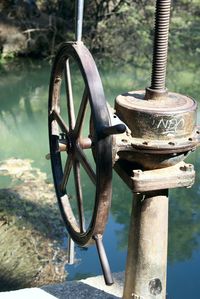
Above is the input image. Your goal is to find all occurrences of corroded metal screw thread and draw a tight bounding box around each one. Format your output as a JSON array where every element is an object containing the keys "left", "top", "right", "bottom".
[{"left": 150, "top": 0, "right": 171, "bottom": 91}]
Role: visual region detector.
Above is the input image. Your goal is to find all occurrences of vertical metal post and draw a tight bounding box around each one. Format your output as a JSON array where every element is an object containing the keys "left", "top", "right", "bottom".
[
  {"left": 67, "top": 236, "right": 75, "bottom": 265},
  {"left": 75, "top": 0, "right": 84, "bottom": 42},
  {"left": 115, "top": 1, "right": 197, "bottom": 299},
  {"left": 123, "top": 190, "right": 168, "bottom": 299},
  {"left": 123, "top": 3, "right": 171, "bottom": 296}
]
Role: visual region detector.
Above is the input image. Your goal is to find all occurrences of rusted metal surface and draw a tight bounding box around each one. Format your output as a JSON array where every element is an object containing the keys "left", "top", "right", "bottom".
[
  {"left": 58, "top": 137, "right": 92, "bottom": 152},
  {"left": 123, "top": 191, "right": 168, "bottom": 299},
  {"left": 149, "top": 0, "right": 171, "bottom": 93},
  {"left": 115, "top": 91, "right": 197, "bottom": 142},
  {"left": 112, "top": 125, "right": 200, "bottom": 170},
  {"left": 93, "top": 234, "right": 114, "bottom": 286},
  {"left": 114, "top": 90, "right": 200, "bottom": 170},
  {"left": 48, "top": 42, "right": 113, "bottom": 247},
  {"left": 115, "top": 161, "right": 195, "bottom": 192},
  {"left": 48, "top": 41, "right": 126, "bottom": 285},
  {"left": 116, "top": 0, "right": 200, "bottom": 298}
]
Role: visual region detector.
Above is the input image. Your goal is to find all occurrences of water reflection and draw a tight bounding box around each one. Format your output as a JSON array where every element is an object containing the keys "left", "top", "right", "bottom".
[
  {"left": 111, "top": 149, "right": 200, "bottom": 263},
  {"left": 168, "top": 150, "right": 200, "bottom": 262},
  {"left": 0, "top": 59, "right": 200, "bottom": 297},
  {"left": 0, "top": 60, "right": 50, "bottom": 174}
]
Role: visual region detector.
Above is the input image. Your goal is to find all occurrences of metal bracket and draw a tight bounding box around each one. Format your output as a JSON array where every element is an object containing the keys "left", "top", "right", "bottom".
[{"left": 114, "top": 161, "right": 195, "bottom": 193}]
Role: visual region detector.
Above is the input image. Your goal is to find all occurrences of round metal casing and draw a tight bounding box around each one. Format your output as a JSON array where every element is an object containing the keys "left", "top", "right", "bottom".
[{"left": 115, "top": 90, "right": 199, "bottom": 154}]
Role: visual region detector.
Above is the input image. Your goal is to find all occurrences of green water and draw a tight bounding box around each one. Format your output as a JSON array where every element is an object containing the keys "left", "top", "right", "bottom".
[{"left": 0, "top": 58, "right": 200, "bottom": 298}]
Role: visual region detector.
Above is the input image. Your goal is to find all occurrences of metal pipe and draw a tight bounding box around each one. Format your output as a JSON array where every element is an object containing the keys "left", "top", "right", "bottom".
[
  {"left": 75, "top": 0, "right": 84, "bottom": 42},
  {"left": 123, "top": 190, "right": 168, "bottom": 299},
  {"left": 67, "top": 236, "right": 75, "bottom": 265},
  {"left": 94, "top": 234, "right": 114, "bottom": 286},
  {"left": 150, "top": 0, "right": 171, "bottom": 91}
]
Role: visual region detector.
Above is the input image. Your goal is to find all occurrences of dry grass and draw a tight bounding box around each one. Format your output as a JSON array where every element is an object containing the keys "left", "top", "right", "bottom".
[{"left": 0, "top": 158, "right": 68, "bottom": 291}]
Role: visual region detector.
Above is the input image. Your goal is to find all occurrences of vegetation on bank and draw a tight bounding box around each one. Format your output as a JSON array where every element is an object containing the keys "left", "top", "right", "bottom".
[
  {"left": 0, "top": 0, "right": 200, "bottom": 66},
  {"left": 0, "top": 159, "right": 68, "bottom": 290}
]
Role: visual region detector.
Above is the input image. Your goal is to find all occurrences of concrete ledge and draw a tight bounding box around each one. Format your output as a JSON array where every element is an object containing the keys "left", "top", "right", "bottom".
[
  {"left": 0, "top": 273, "right": 124, "bottom": 299},
  {"left": 0, "top": 288, "right": 57, "bottom": 299}
]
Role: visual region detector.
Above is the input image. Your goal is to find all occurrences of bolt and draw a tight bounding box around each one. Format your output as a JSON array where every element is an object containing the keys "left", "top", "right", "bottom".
[
  {"left": 60, "top": 132, "right": 66, "bottom": 140},
  {"left": 180, "top": 164, "right": 193, "bottom": 172},
  {"left": 115, "top": 154, "right": 120, "bottom": 162},
  {"left": 168, "top": 141, "right": 175, "bottom": 146},
  {"left": 122, "top": 139, "right": 128, "bottom": 143},
  {"left": 133, "top": 169, "right": 142, "bottom": 179}
]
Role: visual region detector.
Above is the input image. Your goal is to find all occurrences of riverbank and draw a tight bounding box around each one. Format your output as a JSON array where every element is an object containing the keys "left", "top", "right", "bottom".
[
  {"left": 0, "top": 2, "right": 69, "bottom": 60},
  {"left": 0, "top": 158, "right": 68, "bottom": 291},
  {"left": 1, "top": 0, "right": 199, "bottom": 69}
]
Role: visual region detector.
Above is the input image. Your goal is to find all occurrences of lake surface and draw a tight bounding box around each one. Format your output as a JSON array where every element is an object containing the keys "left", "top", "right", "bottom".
[{"left": 0, "top": 58, "right": 200, "bottom": 298}]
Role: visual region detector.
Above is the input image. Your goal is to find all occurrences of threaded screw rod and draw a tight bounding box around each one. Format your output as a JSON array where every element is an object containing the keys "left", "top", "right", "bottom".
[{"left": 150, "top": 0, "right": 171, "bottom": 92}]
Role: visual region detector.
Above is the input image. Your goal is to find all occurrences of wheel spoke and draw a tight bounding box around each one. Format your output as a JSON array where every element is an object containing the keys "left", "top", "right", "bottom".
[
  {"left": 60, "top": 154, "right": 73, "bottom": 192},
  {"left": 60, "top": 194, "right": 79, "bottom": 231},
  {"left": 51, "top": 109, "right": 69, "bottom": 134},
  {"left": 65, "top": 59, "right": 76, "bottom": 130},
  {"left": 73, "top": 160, "right": 85, "bottom": 233},
  {"left": 75, "top": 144, "right": 96, "bottom": 185},
  {"left": 74, "top": 88, "right": 88, "bottom": 137}
]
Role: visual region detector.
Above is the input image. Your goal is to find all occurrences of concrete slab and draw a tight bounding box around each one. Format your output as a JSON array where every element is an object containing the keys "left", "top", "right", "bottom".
[
  {"left": 42, "top": 272, "right": 124, "bottom": 299},
  {"left": 0, "top": 273, "right": 124, "bottom": 299},
  {"left": 0, "top": 288, "right": 57, "bottom": 299}
]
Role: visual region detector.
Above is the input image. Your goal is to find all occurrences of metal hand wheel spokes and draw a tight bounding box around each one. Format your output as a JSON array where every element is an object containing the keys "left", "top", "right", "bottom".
[{"left": 48, "top": 42, "right": 113, "bottom": 250}]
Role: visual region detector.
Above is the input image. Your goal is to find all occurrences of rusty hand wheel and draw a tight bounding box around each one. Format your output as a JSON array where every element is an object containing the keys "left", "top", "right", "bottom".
[{"left": 48, "top": 42, "right": 125, "bottom": 284}]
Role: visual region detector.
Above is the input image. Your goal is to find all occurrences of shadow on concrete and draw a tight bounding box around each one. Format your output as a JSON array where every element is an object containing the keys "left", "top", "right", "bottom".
[{"left": 42, "top": 280, "right": 121, "bottom": 299}]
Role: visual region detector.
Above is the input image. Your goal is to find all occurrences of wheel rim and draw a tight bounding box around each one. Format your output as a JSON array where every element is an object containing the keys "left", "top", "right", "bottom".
[{"left": 48, "top": 42, "right": 112, "bottom": 246}]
